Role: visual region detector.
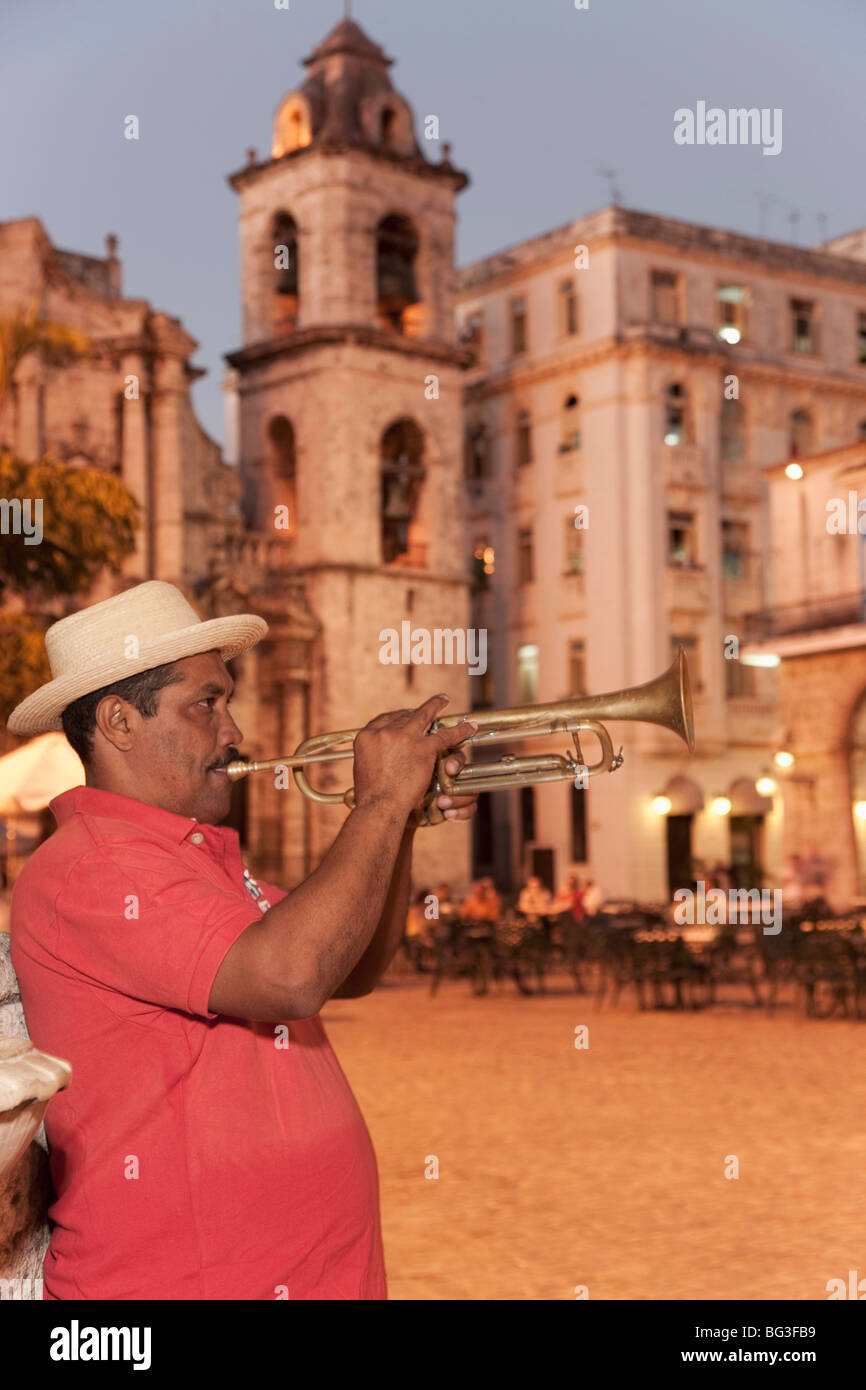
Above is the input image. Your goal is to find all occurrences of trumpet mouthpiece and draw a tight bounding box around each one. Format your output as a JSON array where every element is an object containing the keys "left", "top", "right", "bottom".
[{"left": 225, "top": 759, "right": 251, "bottom": 782}]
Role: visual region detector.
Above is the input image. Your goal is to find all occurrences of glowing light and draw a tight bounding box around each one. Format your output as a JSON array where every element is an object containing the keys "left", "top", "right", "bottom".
[
  {"left": 855, "top": 802, "right": 866, "bottom": 821},
  {"left": 711, "top": 796, "right": 732, "bottom": 816},
  {"left": 717, "top": 325, "right": 741, "bottom": 345},
  {"left": 785, "top": 462, "right": 804, "bottom": 480},
  {"left": 652, "top": 795, "right": 672, "bottom": 816},
  {"left": 774, "top": 750, "right": 795, "bottom": 769},
  {"left": 741, "top": 652, "right": 780, "bottom": 667},
  {"left": 756, "top": 776, "right": 777, "bottom": 797}
]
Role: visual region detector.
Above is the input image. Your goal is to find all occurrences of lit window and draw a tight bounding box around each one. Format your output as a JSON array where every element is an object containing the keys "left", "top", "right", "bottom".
[
  {"left": 790, "top": 298, "right": 815, "bottom": 354},
  {"left": 472, "top": 539, "right": 495, "bottom": 586},
  {"left": 517, "top": 644, "right": 539, "bottom": 703},
  {"left": 664, "top": 383, "right": 689, "bottom": 445},
  {"left": 668, "top": 510, "right": 696, "bottom": 567},
  {"left": 715, "top": 285, "right": 750, "bottom": 344}
]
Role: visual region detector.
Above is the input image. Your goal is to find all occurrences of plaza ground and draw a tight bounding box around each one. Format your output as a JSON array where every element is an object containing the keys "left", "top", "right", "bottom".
[{"left": 321, "top": 971, "right": 866, "bottom": 1301}]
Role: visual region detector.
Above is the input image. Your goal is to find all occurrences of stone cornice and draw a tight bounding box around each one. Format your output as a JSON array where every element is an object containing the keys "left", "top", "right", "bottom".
[
  {"left": 226, "top": 324, "right": 475, "bottom": 372},
  {"left": 287, "top": 560, "right": 470, "bottom": 589},
  {"left": 463, "top": 333, "right": 866, "bottom": 402},
  {"left": 228, "top": 141, "right": 469, "bottom": 195}
]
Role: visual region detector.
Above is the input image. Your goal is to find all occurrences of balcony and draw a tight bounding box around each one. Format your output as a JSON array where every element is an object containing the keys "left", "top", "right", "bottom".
[
  {"left": 662, "top": 444, "right": 705, "bottom": 490},
  {"left": 744, "top": 591, "right": 866, "bottom": 641},
  {"left": 223, "top": 531, "right": 296, "bottom": 573},
  {"left": 665, "top": 563, "right": 711, "bottom": 612}
]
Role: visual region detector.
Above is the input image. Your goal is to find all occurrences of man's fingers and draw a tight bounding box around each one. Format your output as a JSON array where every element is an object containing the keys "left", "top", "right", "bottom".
[
  {"left": 430, "top": 717, "right": 477, "bottom": 751},
  {"left": 411, "top": 692, "right": 453, "bottom": 732}
]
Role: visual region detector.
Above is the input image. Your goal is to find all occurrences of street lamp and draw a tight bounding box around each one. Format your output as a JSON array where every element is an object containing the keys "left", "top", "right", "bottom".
[
  {"left": 651, "top": 795, "right": 672, "bottom": 815},
  {"left": 711, "top": 795, "right": 732, "bottom": 816}
]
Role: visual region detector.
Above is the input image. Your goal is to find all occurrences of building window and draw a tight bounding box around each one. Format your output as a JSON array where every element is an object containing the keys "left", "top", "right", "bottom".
[
  {"left": 790, "top": 298, "right": 815, "bottom": 354},
  {"left": 272, "top": 212, "right": 298, "bottom": 298},
  {"left": 459, "top": 309, "right": 484, "bottom": 349},
  {"left": 715, "top": 285, "right": 750, "bottom": 344},
  {"left": 564, "top": 514, "right": 584, "bottom": 575},
  {"left": 721, "top": 520, "right": 749, "bottom": 579},
  {"left": 570, "top": 783, "right": 588, "bottom": 862},
  {"left": 381, "top": 418, "right": 426, "bottom": 564},
  {"left": 671, "top": 634, "right": 700, "bottom": 691},
  {"left": 858, "top": 312, "right": 866, "bottom": 365},
  {"left": 667, "top": 510, "right": 697, "bottom": 567},
  {"left": 517, "top": 644, "right": 539, "bottom": 703},
  {"left": 376, "top": 214, "right": 420, "bottom": 333},
  {"left": 789, "top": 408, "right": 814, "bottom": 458},
  {"left": 472, "top": 538, "right": 495, "bottom": 588},
  {"left": 567, "top": 638, "right": 586, "bottom": 695},
  {"left": 517, "top": 527, "right": 534, "bottom": 585},
  {"left": 664, "top": 383, "right": 690, "bottom": 445},
  {"left": 559, "top": 394, "right": 582, "bottom": 453},
  {"left": 510, "top": 296, "right": 527, "bottom": 355},
  {"left": 720, "top": 396, "right": 745, "bottom": 462},
  {"left": 651, "top": 269, "right": 681, "bottom": 325},
  {"left": 516, "top": 409, "right": 532, "bottom": 466},
  {"left": 725, "top": 658, "right": 756, "bottom": 698},
  {"left": 519, "top": 785, "right": 536, "bottom": 845},
  {"left": 560, "top": 279, "right": 578, "bottom": 336},
  {"left": 266, "top": 415, "right": 296, "bottom": 534},
  {"left": 464, "top": 422, "right": 489, "bottom": 481}
]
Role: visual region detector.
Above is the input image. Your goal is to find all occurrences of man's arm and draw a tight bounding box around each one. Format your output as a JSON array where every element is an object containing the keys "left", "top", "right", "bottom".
[
  {"left": 329, "top": 820, "right": 417, "bottom": 998},
  {"left": 209, "top": 696, "right": 476, "bottom": 1022}
]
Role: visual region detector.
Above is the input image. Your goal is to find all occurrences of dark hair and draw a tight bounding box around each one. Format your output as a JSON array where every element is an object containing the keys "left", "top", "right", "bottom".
[{"left": 61, "top": 662, "right": 185, "bottom": 764}]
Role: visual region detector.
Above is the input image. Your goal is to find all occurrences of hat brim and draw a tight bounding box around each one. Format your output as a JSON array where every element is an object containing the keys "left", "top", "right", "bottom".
[{"left": 6, "top": 614, "right": 268, "bottom": 736}]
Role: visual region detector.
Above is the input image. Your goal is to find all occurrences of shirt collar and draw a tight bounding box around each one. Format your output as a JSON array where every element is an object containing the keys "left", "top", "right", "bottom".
[{"left": 50, "top": 785, "right": 220, "bottom": 846}]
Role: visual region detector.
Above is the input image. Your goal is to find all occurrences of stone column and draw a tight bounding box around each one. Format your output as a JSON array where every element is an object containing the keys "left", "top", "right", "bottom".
[
  {"left": 150, "top": 355, "right": 186, "bottom": 582},
  {"left": 120, "top": 351, "right": 151, "bottom": 578}
]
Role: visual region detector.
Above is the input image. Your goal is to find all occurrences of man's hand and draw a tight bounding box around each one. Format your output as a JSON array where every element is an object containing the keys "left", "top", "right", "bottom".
[{"left": 352, "top": 694, "right": 478, "bottom": 823}]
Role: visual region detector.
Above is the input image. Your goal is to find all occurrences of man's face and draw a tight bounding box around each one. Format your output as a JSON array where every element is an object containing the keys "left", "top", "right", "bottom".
[{"left": 110, "top": 651, "right": 243, "bottom": 823}]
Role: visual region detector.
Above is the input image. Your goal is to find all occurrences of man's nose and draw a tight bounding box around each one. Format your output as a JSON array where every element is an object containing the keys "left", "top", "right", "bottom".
[{"left": 220, "top": 708, "right": 244, "bottom": 745}]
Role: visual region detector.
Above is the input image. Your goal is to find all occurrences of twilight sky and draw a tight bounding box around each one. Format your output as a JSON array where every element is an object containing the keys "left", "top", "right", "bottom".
[{"left": 1, "top": 0, "right": 863, "bottom": 444}]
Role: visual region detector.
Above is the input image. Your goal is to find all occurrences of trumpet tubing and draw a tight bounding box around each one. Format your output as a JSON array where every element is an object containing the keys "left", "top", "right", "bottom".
[{"left": 226, "top": 648, "right": 695, "bottom": 823}]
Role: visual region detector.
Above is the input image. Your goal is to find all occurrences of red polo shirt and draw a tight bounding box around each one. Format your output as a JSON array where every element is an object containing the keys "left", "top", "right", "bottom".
[{"left": 10, "top": 785, "right": 387, "bottom": 1301}]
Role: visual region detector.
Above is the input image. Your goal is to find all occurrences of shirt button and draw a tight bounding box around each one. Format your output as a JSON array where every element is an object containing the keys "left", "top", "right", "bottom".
[{"left": 190, "top": 832, "right": 204, "bottom": 845}]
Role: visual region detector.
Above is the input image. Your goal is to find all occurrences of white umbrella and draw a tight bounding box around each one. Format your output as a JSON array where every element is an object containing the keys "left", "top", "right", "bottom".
[{"left": 0, "top": 733, "right": 85, "bottom": 815}]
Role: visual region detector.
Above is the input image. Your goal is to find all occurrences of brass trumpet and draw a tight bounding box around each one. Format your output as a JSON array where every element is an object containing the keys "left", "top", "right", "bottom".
[{"left": 226, "top": 649, "right": 695, "bottom": 824}]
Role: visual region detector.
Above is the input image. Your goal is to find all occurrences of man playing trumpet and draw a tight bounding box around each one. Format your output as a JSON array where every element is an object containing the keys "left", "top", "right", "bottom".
[{"left": 8, "top": 580, "right": 478, "bottom": 1301}]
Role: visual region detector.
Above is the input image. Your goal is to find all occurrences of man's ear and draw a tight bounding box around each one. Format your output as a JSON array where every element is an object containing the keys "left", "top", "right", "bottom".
[{"left": 93, "top": 696, "right": 136, "bottom": 753}]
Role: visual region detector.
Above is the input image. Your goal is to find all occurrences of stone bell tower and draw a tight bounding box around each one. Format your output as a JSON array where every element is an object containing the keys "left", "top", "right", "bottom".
[{"left": 226, "top": 17, "right": 474, "bottom": 889}]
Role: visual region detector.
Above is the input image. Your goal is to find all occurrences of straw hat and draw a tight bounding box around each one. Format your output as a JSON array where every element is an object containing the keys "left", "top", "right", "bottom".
[{"left": 6, "top": 581, "right": 268, "bottom": 736}]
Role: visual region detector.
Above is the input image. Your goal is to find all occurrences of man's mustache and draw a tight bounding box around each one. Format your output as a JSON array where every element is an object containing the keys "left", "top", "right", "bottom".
[{"left": 210, "top": 746, "right": 241, "bottom": 770}]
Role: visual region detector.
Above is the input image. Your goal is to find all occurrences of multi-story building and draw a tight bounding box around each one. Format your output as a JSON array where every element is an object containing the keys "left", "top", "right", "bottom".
[
  {"left": 456, "top": 206, "right": 866, "bottom": 900},
  {"left": 744, "top": 436, "right": 866, "bottom": 906}
]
